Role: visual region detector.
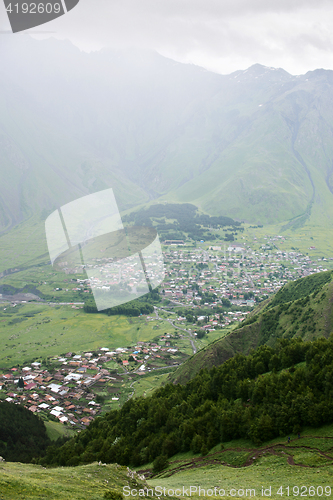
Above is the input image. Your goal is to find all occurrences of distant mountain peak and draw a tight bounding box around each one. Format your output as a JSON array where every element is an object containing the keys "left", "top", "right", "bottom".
[{"left": 240, "top": 63, "right": 291, "bottom": 79}]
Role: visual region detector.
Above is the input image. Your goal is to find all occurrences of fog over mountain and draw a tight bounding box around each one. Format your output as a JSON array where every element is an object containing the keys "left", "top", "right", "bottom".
[{"left": 2, "top": 36, "right": 333, "bottom": 231}]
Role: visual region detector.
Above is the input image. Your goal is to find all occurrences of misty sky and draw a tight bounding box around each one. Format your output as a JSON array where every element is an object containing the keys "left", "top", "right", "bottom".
[{"left": 1, "top": 0, "right": 333, "bottom": 74}]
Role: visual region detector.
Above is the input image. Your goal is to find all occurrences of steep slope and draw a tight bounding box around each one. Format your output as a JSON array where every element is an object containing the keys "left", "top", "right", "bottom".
[
  {"left": 0, "top": 402, "right": 51, "bottom": 463},
  {"left": 40, "top": 335, "right": 333, "bottom": 466},
  {"left": 3, "top": 38, "right": 333, "bottom": 232},
  {"left": 170, "top": 270, "right": 333, "bottom": 384},
  {"left": 0, "top": 461, "right": 147, "bottom": 499},
  {"left": 167, "top": 67, "right": 333, "bottom": 226}
]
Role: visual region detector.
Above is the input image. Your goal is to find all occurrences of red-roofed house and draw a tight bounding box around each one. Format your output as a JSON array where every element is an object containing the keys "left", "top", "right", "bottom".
[{"left": 25, "top": 382, "right": 37, "bottom": 390}]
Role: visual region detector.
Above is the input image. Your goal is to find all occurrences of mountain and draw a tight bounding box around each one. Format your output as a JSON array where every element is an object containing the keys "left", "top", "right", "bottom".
[
  {"left": 170, "top": 270, "right": 333, "bottom": 385},
  {"left": 2, "top": 37, "right": 333, "bottom": 233}
]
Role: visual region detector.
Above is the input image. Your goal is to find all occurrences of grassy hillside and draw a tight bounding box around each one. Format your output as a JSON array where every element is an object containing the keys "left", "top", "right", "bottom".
[
  {"left": 2, "top": 424, "right": 333, "bottom": 499},
  {"left": 147, "top": 424, "right": 333, "bottom": 500},
  {"left": 0, "top": 461, "right": 147, "bottom": 500},
  {"left": 44, "top": 421, "right": 77, "bottom": 442},
  {"left": 40, "top": 335, "right": 333, "bottom": 468},
  {"left": 170, "top": 270, "right": 333, "bottom": 384}
]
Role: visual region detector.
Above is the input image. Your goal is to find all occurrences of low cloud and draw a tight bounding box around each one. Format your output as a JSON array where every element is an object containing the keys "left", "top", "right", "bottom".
[{"left": 2, "top": 0, "right": 333, "bottom": 74}]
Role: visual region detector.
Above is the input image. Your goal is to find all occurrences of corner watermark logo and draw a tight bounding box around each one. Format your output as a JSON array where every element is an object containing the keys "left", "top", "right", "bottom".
[
  {"left": 45, "top": 189, "right": 165, "bottom": 311},
  {"left": 3, "top": 0, "right": 80, "bottom": 33}
]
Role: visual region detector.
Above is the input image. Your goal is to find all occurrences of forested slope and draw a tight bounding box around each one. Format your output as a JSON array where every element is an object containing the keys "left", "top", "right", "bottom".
[
  {"left": 0, "top": 402, "right": 51, "bottom": 462},
  {"left": 41, "top": 335, "right": 333, "bottom": 467}
]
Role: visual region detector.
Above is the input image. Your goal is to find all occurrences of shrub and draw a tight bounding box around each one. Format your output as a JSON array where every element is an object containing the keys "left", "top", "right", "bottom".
[
  {"left": 104, "top": 490, "right": 123, "bottom": 500},
  {"left": 153, "top": 454, "right": 169, "bottom": 473}
]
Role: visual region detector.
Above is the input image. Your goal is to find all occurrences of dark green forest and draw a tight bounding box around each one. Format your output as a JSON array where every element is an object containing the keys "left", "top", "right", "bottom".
[
  {"left": 41, "top": 336, "right": 333, "bottom": 467},
  {"left": 0, "top": 402, "right": 51, "bottom": 462},
  {"left": 122, "top": 203, "right": 242, "bottom": 241},
  {"left": 84, "top": 300, "right": 154, "bottom": 317}
]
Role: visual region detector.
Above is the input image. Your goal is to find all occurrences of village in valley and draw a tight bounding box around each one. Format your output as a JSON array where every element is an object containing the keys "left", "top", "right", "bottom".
[
  {"left": 0, "top": 337, "right": 187, "bottom": 429},
  {"left": 0, "top": 232, "right": 331, "bottom": 429}
]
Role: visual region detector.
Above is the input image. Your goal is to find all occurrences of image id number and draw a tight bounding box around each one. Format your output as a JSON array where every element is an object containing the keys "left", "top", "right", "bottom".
[
  {"left": 277, "top": 485, "right": 332, "bottom": 496},
  {"left": 5, "top": 3, "right": 62, "bottom": 14}
]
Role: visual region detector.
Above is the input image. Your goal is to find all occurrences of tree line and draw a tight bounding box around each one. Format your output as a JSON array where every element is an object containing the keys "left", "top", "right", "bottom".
[{"left": 84, "top": 300, "right": 154, "bottom": 317}]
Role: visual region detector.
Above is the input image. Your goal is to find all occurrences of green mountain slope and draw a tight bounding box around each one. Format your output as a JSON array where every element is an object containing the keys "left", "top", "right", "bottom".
[
  {"left": 0, "top": 402, "right": 51, "bottom": 463},
  {"left": 3, "top": 38, "right": 333, "bottom": 233},
  {"left": 0, "top": 461, "right": 147, "bottom": 500},
  {"left": 40, "top": 335, "right": 333, "bottom": 467},
  {"left": 170, "top": 270, "right": 333, "bottom": 384}
]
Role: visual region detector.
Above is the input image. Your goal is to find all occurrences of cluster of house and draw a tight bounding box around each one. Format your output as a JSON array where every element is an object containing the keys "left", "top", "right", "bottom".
[
  {"left": 160, "top": 241, "right": 328, "bottom": 313},
  {"left": 0, "top": 355, "right": 117, "bottom": 427},
  {"left": 60, "top": 247, "right": 165, "bottom": 297},
  {"left": 0, "top": 336, "right": 184, "bottom": 426},
  {"left": 193, "top": 311, "right": 250, "bottom": 330},
  {"left": 52, "top": 235, "right": 329, "bottom": 309}
]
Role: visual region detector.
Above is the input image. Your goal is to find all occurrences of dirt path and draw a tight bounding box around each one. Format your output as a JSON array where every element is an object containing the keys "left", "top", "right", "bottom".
[{"left": 137, "top": 435, "right": 333, "bottom": 478}]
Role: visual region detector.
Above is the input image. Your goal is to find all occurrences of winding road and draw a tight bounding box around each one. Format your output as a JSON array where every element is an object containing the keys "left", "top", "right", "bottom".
[{"left": 154, "top": 306, "right": 197, "bottom": 354}]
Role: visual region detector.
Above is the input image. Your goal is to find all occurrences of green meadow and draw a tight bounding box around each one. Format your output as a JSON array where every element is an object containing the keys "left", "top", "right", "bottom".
[
  {"left": 0, "top": 303, "right": 173, "bottom": 369},
  {"left": 131, "top": 370, "right": 173, "bottom": 399},
  {"left": 0, "top": 461, "right": 146, "bottom": 500},
  {"left": 147, "top": 425, "right": 333, "bottom": 500},
  {"left": 44, "top": 420, "right": 77, "bottom": 442}
]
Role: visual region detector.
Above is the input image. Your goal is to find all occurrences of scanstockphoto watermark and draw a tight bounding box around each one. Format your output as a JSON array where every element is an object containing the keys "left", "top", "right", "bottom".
[
  {"left": 123, "top": 485, "right": 333, "bottom": 497},
  {"left": 123, "top": 486, "right": 256, "bottom": 497},
  {"left": 45, "top": 188, "right": 165, "bottom": 312},
  {"left": 3, "top": 0, "right": 80, "bottom": 33}
]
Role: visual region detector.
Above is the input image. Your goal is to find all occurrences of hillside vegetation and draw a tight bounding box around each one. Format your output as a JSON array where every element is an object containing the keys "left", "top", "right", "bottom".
[
  {"left": 40, "top": 334, "right": 333, "bottom": 468},
  {"left": 0, "top": 461, "right": 147, "bottom": 500},
  {"left": 170, "top": 270, "right": 333, "bottom": 384},
  {"left": 3, "top": 427, "right": 333, "bottom": 499},
  {"left": 148, "top": 423, "right": 333, "bottom": 500},
  {"left": 0, "top": 402, "right": 51, "bottom": 463}
]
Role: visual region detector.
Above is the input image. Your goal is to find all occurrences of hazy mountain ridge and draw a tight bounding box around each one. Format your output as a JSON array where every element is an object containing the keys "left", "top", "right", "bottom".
[{"left": 2, "top": 37, "right": 333, "bottom": 231}]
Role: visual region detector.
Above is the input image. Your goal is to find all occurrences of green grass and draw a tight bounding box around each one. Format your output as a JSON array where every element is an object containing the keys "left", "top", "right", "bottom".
[
  {"left": 0, "top": 216, "right": 49, "bottom": 274},
  {"left": 149, "top": 459, "right": 333, "bottom": 500},
  {"left": 0, "top": 303, "right": 174, "bottom": 369},
  {"left": 2, "top": 417, "right": 333, "bottom": 500},
  {"left": 44, "top": 421, "right": 77, "bottom": 442},
  {"left": 144, "top": 425, "right": 333, "bottom": 500},
  {"left": 132, "top": 371, "right": 170, "bottom": 398},
  {"left": 194, "top": 325, "right": 234, "bottom": 349},
  {"left": 0, "top": 461, "right": 147, "bottom": 499}
]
